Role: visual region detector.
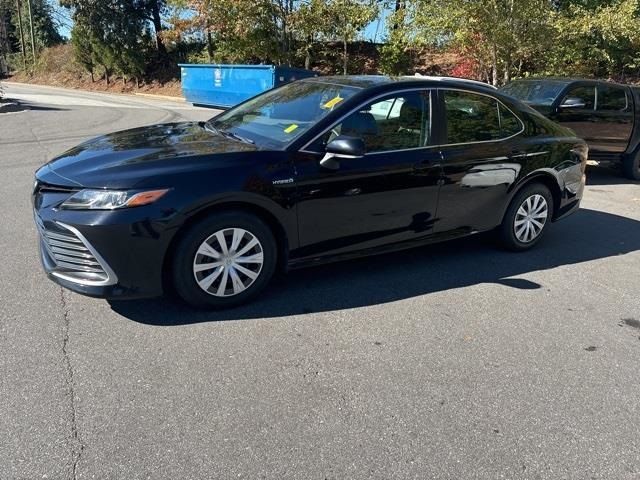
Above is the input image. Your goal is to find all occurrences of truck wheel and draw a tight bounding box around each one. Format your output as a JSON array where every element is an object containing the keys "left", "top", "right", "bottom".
[
  {"left": 499, "top": 183, "right": 554, "bottom": 251},
  {"left": 622, "top": 152, "right": 640, "bottom": 181},
  {"left": 172, "top": 211, "right": 277, "bottom": 309}
]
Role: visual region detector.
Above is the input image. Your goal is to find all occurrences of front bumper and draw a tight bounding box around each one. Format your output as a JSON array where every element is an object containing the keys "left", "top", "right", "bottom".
[{"left": 33, "top": 188, "right": 178, "bottom": 300}]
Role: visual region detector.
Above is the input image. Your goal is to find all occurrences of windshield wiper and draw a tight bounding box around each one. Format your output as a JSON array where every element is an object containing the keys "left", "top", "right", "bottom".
[
  {"left": 220, "top": 130, "right": 254, "bottom": 145},
  {"left": 203, "top": 122, "right": 254, "bottom": 145}
]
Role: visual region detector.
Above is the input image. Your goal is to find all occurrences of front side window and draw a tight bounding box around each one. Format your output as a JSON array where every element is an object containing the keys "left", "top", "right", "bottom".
[
  {"left": 444, "top": 91, "right": 522, "bottom": 144},
  {"left": 312, "top": 91, "right": 431, "bottom": 153},
  {"left": 560, "top": 86, "right": 595, "bottom": 110},
  {"left": 208, "top": 81, "right": 359, "bottom": 149},
  {"left": 597, "top": 85, "right": 628, "bottom": 111}
]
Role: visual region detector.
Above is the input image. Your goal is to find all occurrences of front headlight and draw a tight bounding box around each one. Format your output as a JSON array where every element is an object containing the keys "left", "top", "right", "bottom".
[{"left": 60, "top": 189, "right": 169, "bottom": 210}]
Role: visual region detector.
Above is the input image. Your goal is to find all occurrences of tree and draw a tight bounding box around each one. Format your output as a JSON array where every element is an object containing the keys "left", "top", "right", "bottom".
[
  {"left": 291, "top": 0, "right": 333, "bottom": 69},
  {"left": 379, "top": 0, "right": 412, "bottom": 75},
  {"left": 325, "top": 0, "right": 378, "bottom": 74},
  {"left": 63, "top": 0, "right": 148, "bottom": 85},
  {"left": 5, "top": 0, "right": 62, "bottom": 67},
  {"left": 139, "top": 0, "right": 168, "bottom": 57},
  {"left": 411, "top": 0, "right": 555, "bottom": 85},
  {"left": 70, "top": 22, "right": 94, "bottom": 80},
  {"left": 550, "top": 0, "right": 640, "bottom": 80}
]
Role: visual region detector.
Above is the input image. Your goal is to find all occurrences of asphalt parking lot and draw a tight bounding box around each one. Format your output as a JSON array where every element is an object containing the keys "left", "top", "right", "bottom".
[{"left": 1, "top": 82, "right": 639, "bottom": 480}]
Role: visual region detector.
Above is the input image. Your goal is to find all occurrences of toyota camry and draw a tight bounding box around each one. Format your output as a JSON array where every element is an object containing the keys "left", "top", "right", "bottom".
[{"left": 33, "top": 76, "right": 587, "bottom": 308}]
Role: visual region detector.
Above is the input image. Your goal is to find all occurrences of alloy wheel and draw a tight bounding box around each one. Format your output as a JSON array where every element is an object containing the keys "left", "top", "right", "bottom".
[
  {"left": 192, "top": 228, "right": 264, "bottom": 297},
  {"left": 513, "top": 194, "right": 549, "bottom": 243}
]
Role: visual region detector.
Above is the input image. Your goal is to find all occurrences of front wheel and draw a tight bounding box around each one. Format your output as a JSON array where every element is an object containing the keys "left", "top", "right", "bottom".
[
  {"left": 172, "top": 211, "right": 277, "bottom": 309},
  {"left": 499, "top": 183, "right": 554, "bottom": 251},
  {"left": 622, "top": 152, "right": 640, "bottom": 181}
]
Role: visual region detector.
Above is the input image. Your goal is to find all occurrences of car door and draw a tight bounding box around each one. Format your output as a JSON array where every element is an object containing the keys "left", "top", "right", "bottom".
[
  {"left": 592, "top": 84, "right": 633, "bottom": 154},
  {"left": 437, "top": 89, "right": 528, "bottom": 233},
  {"left": 554, "top": 84, "right": 597, "bottom": 145},
  {"left": 291, "top": 89, "right": 442, "bottom": 259}
]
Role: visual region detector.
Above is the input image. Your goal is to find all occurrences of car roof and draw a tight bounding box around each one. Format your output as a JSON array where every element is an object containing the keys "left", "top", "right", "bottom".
[
  {"left": 301, "top": 74, "right": 498, "bottom": 92},
  {"left": 505, "top": 77, "right": 632, "bottom": 88}
]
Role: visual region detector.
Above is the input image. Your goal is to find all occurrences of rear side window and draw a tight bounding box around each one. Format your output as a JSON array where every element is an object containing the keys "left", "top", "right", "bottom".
[
  {"left": 598, "top": 85, "right": 628, "bottom": 111},
  {"left": 499, "top": 104, "right": 523, "bottom": 137},
  {"left": 444, "top": 91, "right": 522, "bottom": 144}
]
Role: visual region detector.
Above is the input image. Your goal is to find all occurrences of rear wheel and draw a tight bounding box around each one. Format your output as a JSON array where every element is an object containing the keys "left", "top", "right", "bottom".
[
  {"left": 622, "top": 152, "right": 640, "bottom": 181},
  {"left": 172, "top": 211, "right": 277, "bottom": 309},
  {"left": 499, "top": 183, "right": 554, "bottom": 251}
]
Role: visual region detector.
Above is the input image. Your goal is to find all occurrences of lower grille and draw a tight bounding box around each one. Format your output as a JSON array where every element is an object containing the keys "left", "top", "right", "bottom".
[{"left": 35, "top": 215, "right": 117, "bottom": 286}]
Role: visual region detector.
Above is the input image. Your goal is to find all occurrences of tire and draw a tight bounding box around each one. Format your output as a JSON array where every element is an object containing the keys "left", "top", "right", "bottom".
[
  {"left": 171, "top": 211, "right": 277, "bottom": 309},
  {"left": 499, "top": 183, "right": 554, "bottom": 251},
  {"left": 622, "top": 152, "right": 640, "bottom": 181}
]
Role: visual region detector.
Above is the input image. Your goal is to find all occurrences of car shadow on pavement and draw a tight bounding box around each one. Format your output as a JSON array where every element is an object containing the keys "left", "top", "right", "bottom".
[
  {"left": 109, "top": 208, "right": 640, "bottom": 325},
  {"left": 586, "top": 166, "right": 640, "bottom": 185},
  {"left": 0, "top": 99, "right": 67, "bottom": 113}
]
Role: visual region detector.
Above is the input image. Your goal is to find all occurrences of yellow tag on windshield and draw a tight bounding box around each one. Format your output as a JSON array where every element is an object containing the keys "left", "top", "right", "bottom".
[
  {"left": 284, "top": 124, "right": 299, "bottom": 134},
  {"left": 322, "top": 96, "right": 343, "bottom": 109}
]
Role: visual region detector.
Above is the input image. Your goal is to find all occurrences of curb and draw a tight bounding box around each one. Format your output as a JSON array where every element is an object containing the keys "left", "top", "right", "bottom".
[
  {"left": 2, "top": 81, "right": 186, "bottom": 104},
  {"left": 134, "top": 92, "right": 185, "bottom": 102}
]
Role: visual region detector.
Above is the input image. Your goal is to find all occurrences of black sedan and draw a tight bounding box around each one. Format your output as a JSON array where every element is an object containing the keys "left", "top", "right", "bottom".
[{"left": 33, "top": 75, "right": 587, "bottom": 308}]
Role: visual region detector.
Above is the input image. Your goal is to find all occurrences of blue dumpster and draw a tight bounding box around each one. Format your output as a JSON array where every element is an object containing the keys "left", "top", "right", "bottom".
[{"left": 178, "top": 64, "right": 319, "bottom": 108}]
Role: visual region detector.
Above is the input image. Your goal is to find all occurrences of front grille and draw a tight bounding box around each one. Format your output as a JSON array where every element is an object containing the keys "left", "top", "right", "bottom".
[
  {"left": 35, "top": 214, "right": 117, "bottom": 286},
  {"left": 36, "top": 182, "right": 79, "bottom": 194}
]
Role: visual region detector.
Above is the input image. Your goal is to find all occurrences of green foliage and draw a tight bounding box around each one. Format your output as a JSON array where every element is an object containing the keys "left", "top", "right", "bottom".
[
  {"left": 63, "top": 0, "right": 151, "bottom": 83},
  {"left": 410, "top": 0, "right": 555, "bottom": 85},
  {"left": 165, "top": 0, "right": 376, "bottom": 72},
  {"left": 379, "top": 4, "right": 412, "bottom": 75},
  {"left": 1, "top": 0, "right": 64, "bottom": 69},
  {"left": 548, "top": 0, "right": 640, "bottom": 79},
  {"left": 70, "top": 23, "right": 94, "bottom": 79},
  {"left": 6, "top": 0, "right": 640, "bottom": 87}
]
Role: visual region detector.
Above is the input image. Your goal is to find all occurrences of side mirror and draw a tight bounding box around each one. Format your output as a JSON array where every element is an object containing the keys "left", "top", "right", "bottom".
[
  {"left": 560, "top": 97, "right": 586, "bottom": 109},
  {"left": 320, "top": 136, "right": 365, "bottom": 170}
]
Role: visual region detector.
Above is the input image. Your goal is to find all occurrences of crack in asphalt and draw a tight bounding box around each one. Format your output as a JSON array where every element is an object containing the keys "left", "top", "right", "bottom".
[{"left": 59, "top": 288, "right": 84, "bottom": 480}]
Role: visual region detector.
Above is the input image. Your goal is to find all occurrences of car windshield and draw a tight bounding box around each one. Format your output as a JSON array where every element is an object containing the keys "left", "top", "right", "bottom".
[
  {"left": 207, "top": 81, "right": 360, "bottom": 149},
  {"left": 500, "top": 80, "right": 567, "bottom": 106}
]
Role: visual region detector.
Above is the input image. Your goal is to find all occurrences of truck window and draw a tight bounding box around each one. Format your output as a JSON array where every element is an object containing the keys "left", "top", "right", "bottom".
[
  {"left": 561, "top": 86, "right": 595, "bottom": 110},
  {"left": 598, "top": 85, "right": 628, "bottom": 111}
]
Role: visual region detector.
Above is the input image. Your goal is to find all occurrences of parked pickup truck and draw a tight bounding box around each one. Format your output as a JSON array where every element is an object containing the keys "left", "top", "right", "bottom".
[{"left": 500, "top": 78, "right": 640, "bottom": 180}]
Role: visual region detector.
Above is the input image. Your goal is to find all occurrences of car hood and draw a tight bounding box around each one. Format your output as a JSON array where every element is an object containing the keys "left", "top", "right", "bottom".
[{"left": 37, "top": 122, "right": 258, "bottom": 188}]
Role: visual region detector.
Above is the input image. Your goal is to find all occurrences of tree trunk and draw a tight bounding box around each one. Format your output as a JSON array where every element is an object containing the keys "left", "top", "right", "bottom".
[
  {"left": 104, "top": 68, "right": 110, "bottom": 85},
  {"left": 305, "top": 47, "right": 311, "bottom": 70},
  {"left": 149, "top": 0, "right": 167, "bottom": 56},
  {"left": 392, "top": 0, "right": 404, "bottom": 30},
  {"left": 15, "top": 0, "right": 27, "bottom": 70},
  {"left": 26, "top": 0, "right": 36, "bottom": 65},
  {"left": 304, "top": 36, "right": 312, "bottom": 70},
  {"left": 206, "top": 29, "right": 214, "bottom": 62},
  {"left": 491, "top": 43, "right": 498, "bottom": 87},
  {"left": 90, "top": 71, "right": 94, "bottom": 82},
  {"left": 343, "top": 37, "right": 348, "bottom": 75},
  {"left": 503, "top": 53, "right": 512, "bottom": 85}
]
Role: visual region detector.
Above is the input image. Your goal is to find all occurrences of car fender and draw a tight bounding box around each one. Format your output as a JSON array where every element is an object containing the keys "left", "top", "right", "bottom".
[{"left": 172, "top": 191, "right": 298, "bottom": 249}]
